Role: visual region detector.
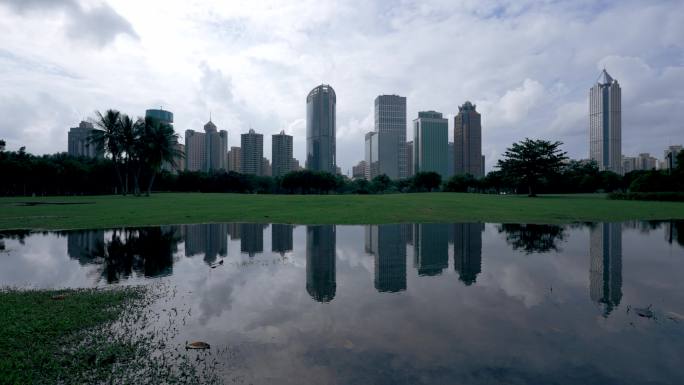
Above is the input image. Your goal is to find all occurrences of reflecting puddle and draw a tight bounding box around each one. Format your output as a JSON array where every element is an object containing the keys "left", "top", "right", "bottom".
[{"left": 2, "top": 221, "right": 684, "bottom": 384}]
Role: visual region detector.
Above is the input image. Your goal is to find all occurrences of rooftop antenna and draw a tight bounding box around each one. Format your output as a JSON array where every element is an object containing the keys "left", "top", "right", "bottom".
[{"left": 209, "top": 110, "right": 212, "bottom": 122}]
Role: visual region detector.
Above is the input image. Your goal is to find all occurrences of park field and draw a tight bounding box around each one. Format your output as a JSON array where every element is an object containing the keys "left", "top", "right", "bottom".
[{"left": 1, "top": 193, "right": 684, "bottom": 230}]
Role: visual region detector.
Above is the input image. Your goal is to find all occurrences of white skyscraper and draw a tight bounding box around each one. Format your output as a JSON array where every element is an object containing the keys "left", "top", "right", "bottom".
[{"left": 589, "top": 69, "right": 622, "bottom": 173}]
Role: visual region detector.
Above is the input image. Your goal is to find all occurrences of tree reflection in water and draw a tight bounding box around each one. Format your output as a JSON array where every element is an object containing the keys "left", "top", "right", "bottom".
[
  {"left": 70, "top": 227, "right": 179, "bottom": 283},
  {"left": 497, "top": 224, "right": 566, "bottom": 253}
]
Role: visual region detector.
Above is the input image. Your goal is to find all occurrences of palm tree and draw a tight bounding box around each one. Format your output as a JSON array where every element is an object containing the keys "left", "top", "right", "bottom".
[
  {"left": 118, "top": 114, "right": 139, "bottom": 195},
  {"left": 135, "top": 116, "right": 183, "bottom": 196},
  {"left": 90, "top": 110, "right": 124, "bottom": 194}
]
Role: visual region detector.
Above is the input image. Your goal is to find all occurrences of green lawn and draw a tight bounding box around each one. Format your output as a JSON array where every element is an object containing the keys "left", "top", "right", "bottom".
[{"left": 1, "top": 193, "right": 684, "bottom": 230}]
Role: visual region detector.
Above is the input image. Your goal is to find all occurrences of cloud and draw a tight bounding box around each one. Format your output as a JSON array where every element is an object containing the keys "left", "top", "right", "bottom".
[
  {"left": 1, "top": 0, "right": 137, "bottom": 46},
  {"left": 1, "top": 0, "right": 683, "bottom": 173}
]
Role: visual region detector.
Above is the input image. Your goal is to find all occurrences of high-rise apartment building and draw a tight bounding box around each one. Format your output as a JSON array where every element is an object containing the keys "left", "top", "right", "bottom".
[
  {"left": 413, "top": 111, "right": 448, "bottom": 178},
  {"left": 374, "top": 95, "right": 407, "bottom": 179},
  {"left": 183, "top": 119, "right": 227, "bottom": 172},
  {"left": 203, "top": 120, "right": 228, "bottom": 171},
  {"left": 589, "top": 70, "right": 622, "bottom": 173},
  {"left": 637, "top": 153, "right": 657, "bottom": 171},
  {"left": 352, "top": 161, "right": 368, "bottom": 180},
  {"left": 68, "top": 121, "right": 100, "bottom": 158},
  {"left": 272, "top": 130, "right": 294, "bottom": 177},
  {"left": 454, "top": 101, "right": 483, "bottom": 178},
  {"left": 228, "top": 146, "right": 241, "bottom": 172},
  {"left": 262, "top": 157, "right": 272, "bottom": 176},
  {"left": 241, "top": 129, "right": 263, "bottom": 175},
  {"left": 306, "top": 84, "right": 336, "bottom": 173}
]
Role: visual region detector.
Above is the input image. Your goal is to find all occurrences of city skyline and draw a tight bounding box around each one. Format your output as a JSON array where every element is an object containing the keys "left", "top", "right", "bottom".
[{"left": 1, "top": 1, "right": 683, "bottom": 175}]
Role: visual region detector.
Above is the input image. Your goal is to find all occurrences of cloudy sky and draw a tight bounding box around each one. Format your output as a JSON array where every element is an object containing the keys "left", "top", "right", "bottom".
[{"left": 1, "top": 0, "right": 683, "bottom": 173}]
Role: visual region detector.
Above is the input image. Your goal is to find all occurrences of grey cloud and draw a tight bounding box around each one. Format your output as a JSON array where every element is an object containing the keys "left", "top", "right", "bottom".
[{"left": 1, "top": 0, "right": 137, "bottom": 46}]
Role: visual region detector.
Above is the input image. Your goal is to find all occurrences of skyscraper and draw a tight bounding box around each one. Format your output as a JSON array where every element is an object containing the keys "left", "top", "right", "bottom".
[
  {"left": 241, "top": 129, "right": 263, "bottom": 175},
  {"left": 184, "top": 119, "right": 227, "bottom": 172},
  {"left": 589, "top": 69, "right": 622, "bottom": 173},
  {"left": 68, "top": 121, "right": 100, "bottom": 158},
  {"left": 374, "top": 95, "right": 407, "bottom": 179},
  {"left": 405, "top": 141, "right": 414, "bottom": 178},
  {"left": 413, "top": 111, "right": 448, "bottom": 178},
  {"left": 454, "top": 101, "right": 483, "bottom": 178},
  {"left": 664, "top": 145, "right": 683, "bottom": 171},
  {"left": 364, "top": 131, "right": 378, "bottom": 180},
  {"left": 227, "top": 146, "right": 241, "bottom": 172},
  {"left": 589, "top": 222, "right": 623, "bottom": 316},
  {"left": 203, "top": 120, "right": 228, "bottom": 172},
  {"left": 306, "top": 225, "right": 336, "bottom": 302},
  {"left": 272, "top": 130, "right": 293, "bottom": 177},
  {"left": 306, "top": 84, "right": 336, "bottom": 173}
]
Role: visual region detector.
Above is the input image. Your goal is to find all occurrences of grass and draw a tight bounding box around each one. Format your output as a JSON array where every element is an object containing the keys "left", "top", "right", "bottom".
[
  {"left": 0, "top": 288, "right": 141, "bottom": 385},
  {"left": 0, "top": 286, "right": 221, "bottom": 385},
  {"left": 1, "top": 192, "right": 684, "bottom": 230}
]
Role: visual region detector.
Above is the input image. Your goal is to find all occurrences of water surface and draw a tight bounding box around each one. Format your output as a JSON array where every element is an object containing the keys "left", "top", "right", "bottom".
[{"left": 2, "top": 221, "right": 683, "bottom": 384}]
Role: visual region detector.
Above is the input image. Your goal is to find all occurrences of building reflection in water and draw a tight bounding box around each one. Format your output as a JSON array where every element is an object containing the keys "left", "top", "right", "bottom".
[
  {"left": 272, "top": 224, "right": 294, "bottom": 255},
  {"left": 306, "top": 225, "right": 336, "bottom": 302},
  {"left": 67, "top": 230, "right": 105, "bottom": 264},
  {"left": 453, "top": 223, "right": 483, "bottom": 286},
  {"left": 365, "top": 224, "right": 408, "bottom": 293},
  {"left": 413, "top": 224, "right": 448, "bottom": 276},
  {"left": 241, "top": 223, "right": 266, "bottom": 257},
  {"left": 589, "top": 222, "right": 623, "bottom": 316},
  {"left": 183, "top": 224, "right": 228, "bottom": 265}
]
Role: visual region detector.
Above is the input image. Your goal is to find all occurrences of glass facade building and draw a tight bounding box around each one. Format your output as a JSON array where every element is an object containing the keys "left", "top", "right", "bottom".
[
  {"left": 589, "top": 70, "right": 622, "bottom": 173},
  {"left": 374, "top": 95, "right": 407, "bottom": 179},
  {"left": 306, "top": 85, "right": 336, "bottom": 173},
  {"left": 413, "top": 111, "right": 448, "bottom": 178}
]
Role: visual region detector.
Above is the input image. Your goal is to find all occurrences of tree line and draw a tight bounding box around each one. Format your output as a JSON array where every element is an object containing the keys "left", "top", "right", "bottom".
[{"left": 1, "top": 136, "right": 683, "bottom": 197}]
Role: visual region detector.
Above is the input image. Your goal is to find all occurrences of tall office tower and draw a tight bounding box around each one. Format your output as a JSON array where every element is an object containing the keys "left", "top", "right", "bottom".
[
  {"left": 271, "top": 224, "right": 294, "bottom": 255},
  {"left": 145, "top": 109, "right": 183, "bottom": 172},
  {"left": 228, "top": 146, "right": 241, "bottom": 172},
  {"left": 664, "top": 145, "right": 683, "bottom": 170},
  {"left": 374, "top": 95, "right": 407, "bottom": 179},
  {"left": 203, "top": 120, "right": 228, "bottom": 171},
  {"left": 352, "top": 160, "right": 368, "bottom": 180},
  {"left": 413, "top": 111, "right": 448, "bottom": 178},
  {"left": 68, "top": 121, "right": 100, "bottom": 158},
  {"left": 366, "top": 224, "right": 407, "bottom": 293},
  {"left": 453, "top": 223, "right": 483, "bottom": 286},
  {"left": 364, "top": 131, "right": 378, "bottom": 180},
  {"left": 240, "top": 223, "right": 265, "bottom": 257},
  {"left": 589, "top": 69, "right": 622, "bottom": 173},
  {"left": 184, "top": 130, "right": 206, "bottom": 171},
  {"left": 405, "top": 141, "right": 414, "bottom": 177},
  {"left": 306, "top": 225, "right": 336, "bottom": 302},
  {"left": 413, "top": 223, "right": 448, "bottom": 276},
  {"left": 306, "top": 84, "right": 336, "bottom": 173},
  {"left": 447, "top": 142, "right": 454, "bottom": 177},
  {"left": 272, "top": 131, "right": 294, "bottom": 177},
  {"left": 292, "top": 158, "right": 301, "bottom": 170},
  {"left": 454, "top": 101, "right": 483, "bottom": 178},
  {"left": 589, "top": 222, "right": 623, "bottom": 316},
  {"left": 240, "top": 129, "right": 264, "bottom": 175}
]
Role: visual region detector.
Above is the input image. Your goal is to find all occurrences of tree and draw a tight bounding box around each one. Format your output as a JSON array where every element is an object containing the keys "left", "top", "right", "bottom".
[
  {"left": 370, "top": 174, "right": 392, "bottom": 193},
  {"left": 497, "top": 138, "right": 567, "bottom": 197},
  {"left": 411, "top": 172, "right": 442, "bottom": 192},
  {"left": 135, "top": 116, "right": 183, "bottom": 195},
  {"left": 91, "top": 110, "right": 125, "bottom": 194},
  {"left": 443, "top": 173, "right": 477, "bottom": 192}
]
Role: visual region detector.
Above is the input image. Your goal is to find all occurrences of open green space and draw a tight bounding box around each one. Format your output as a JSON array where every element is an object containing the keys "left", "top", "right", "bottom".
[
  {"left": 2, "top": 193, "right": 684, "bottom": 230},
  {"left": 0, "top": 288, "right": 140, "bottom": 384}
]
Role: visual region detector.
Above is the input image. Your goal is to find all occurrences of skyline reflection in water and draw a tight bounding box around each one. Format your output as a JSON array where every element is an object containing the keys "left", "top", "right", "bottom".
[{"left": 1, "top": 221, "right": 684, "bottom": 384}]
